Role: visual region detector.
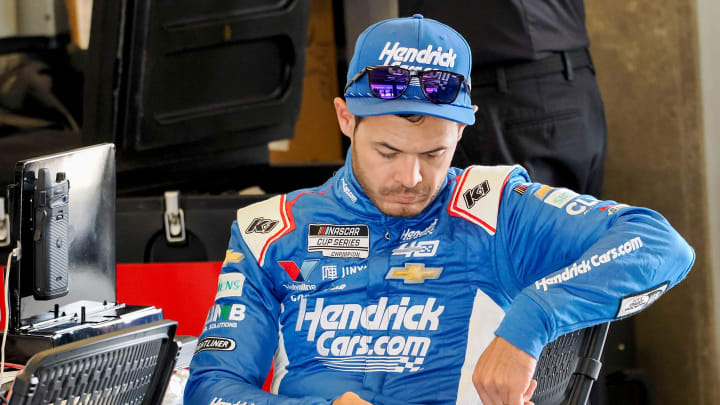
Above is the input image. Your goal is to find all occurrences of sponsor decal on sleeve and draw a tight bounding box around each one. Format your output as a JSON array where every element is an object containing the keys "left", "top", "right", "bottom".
[
  {"left": 600, "top": 203, "right": 629, "bottom": 216},
  {"left": 565, "top": 195, "right": 599, "bottom": 216},
  {"left": 534, "top": 185, "right": 554, "bottom": 200},
  {"left": 203, "top": 303, "right": 247, "bottom": 331},
  {"left": 535, "top": 237, "right": 644, "bottom": 291},
  {"left": 513, "top": 184, "right": 528, "bottom": 195},
  {"left": 307, "top": 224, "right": 370, "bottom": 258},
  {"left": 215, "top": 273, "right": 245, "bottom": 300},
  {"left": 195, "top": 337, "right": 236, "bottom": 354},
  {"left": 616, "top": 281, "right": 670, "bottom": 318},
  {"left": 543, "top": 189, "right": 579, "bottom": 208}
]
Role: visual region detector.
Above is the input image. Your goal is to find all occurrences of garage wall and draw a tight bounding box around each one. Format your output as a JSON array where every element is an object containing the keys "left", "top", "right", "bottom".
[
  {"left": 0, "top": 1, "right": 17, "bottom": 37},
  {"left": 698, "top": 0, "right": 720, "bottom": 388},
  {"left": 586, "top": 1, "right": 719, "bottom": 403}
]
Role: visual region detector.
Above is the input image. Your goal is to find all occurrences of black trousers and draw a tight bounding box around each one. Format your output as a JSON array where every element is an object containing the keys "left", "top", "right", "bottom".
[{"left": 452, "top": 60, "right": 607, "bottom": 197}]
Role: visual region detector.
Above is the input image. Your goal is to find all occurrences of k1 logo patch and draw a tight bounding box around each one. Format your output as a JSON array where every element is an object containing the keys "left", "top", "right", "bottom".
[
  {"left": 463, "top": 180, "right": 490, "bottom": 209},
  {"left": 246, "top": 217, "right": 279, "bottom": 234}
]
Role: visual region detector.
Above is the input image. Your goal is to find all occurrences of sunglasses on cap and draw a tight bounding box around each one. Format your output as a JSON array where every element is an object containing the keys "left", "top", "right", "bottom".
[{"left": 344, "top": 65, "right": 471, "bottom": 104}]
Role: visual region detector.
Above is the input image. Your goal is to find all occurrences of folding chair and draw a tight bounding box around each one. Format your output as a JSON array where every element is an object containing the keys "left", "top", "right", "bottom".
[
  {"left": 531, "top": 322, "right": 611, "bottom": 405},
  {"left": 9, "top": 320, "right": 179, "bottom": 405}
]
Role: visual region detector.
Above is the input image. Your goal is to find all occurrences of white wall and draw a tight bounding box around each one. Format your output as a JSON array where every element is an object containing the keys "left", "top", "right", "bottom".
[{"left": 698, "top": 0, "right": 720, "bottom": 357}]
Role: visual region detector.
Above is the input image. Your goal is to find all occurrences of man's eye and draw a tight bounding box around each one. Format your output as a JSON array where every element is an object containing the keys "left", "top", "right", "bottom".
[
  {"left": 424, "top": 151, "right": 441, "bottom": 159},
  {"left": 379, "top": 152, "right": 397, "bottom": 159}
]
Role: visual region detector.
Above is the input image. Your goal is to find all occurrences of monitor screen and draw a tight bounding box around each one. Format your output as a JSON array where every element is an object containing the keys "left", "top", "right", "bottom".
[{"left": 8, "top": 143, "right": 116, "bottom": 328}]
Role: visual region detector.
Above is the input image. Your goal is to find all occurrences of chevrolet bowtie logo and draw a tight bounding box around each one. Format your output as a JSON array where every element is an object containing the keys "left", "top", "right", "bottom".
[
  {"left": 222, "top": 250, "right": 245, "bottom": 267},
  {"left": 385, "top": 263, "right": 443, "bottom": 284}
]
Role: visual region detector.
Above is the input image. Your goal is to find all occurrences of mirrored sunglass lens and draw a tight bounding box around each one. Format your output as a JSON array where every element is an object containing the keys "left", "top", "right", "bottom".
[
  {"left": 421, "top": 71, "right": 462, "bottom": 103},
  {"left": 368, "top": 67, "right": 409, "bottom": 99}
]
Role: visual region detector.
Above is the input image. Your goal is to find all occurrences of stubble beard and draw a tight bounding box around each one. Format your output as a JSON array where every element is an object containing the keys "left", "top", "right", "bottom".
[{"left": 352, "top": 149, "right": 443, "bottom": 218}]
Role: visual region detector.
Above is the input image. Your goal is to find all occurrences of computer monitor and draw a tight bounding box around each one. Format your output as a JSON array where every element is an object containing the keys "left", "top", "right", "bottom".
[{"left": 7, "top": 143, "right": 116, "bottom": 330}]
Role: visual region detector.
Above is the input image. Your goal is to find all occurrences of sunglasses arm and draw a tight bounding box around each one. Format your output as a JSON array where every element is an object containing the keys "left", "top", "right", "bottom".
[{"left": 344, "top": 67, "right": 369, "bottom": 94}]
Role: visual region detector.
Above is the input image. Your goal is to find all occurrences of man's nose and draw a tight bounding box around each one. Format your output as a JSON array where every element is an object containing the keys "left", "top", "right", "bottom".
[{"left": 394, "top": 155, "right": 422, "bottom": 188}]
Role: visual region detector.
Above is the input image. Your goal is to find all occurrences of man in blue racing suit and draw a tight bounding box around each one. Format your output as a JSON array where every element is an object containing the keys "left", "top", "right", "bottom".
[{"left": 185, "top": 15, "right": 694, "bottom": 405}]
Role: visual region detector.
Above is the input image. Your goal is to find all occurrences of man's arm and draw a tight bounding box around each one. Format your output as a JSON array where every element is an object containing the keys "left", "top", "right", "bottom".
[
  {"left": 473, "top": 173, "right": 693, "bottom": 404},
  {"left": 184, "top": 221, "right": 332, "bottom": 405},
  {"left": 493, "top": 179, "right": 693, "bottom": 357}
]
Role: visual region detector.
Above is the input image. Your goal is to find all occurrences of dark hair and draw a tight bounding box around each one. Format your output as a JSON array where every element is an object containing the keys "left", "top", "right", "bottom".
[
  {"left": 354, "top": 114, "right": 424, "bottom": 128},
  {"left": 353, "top": 114, "right": 462, "bottom": 136}
]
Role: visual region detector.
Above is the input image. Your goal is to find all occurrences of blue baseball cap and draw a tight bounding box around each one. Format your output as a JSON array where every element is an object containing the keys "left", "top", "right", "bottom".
[{"left": 344, "top": 14, "right": 474, "bottom": 125}]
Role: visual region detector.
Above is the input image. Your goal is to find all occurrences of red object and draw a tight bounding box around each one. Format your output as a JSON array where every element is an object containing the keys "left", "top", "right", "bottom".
[
  {"left": 116, "top": 262, "right": 222, "bottom": 337},
  {"left": 116, "top": 262, "right": 273, "bottom": 391}
]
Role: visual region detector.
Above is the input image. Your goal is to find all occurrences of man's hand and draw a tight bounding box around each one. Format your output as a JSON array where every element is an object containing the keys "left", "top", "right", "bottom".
[
  {"left": 472, "top": 336, "right": 538, "bottom": 405},
  {"left": 332, "top": 392, "right": 372, "bottom": 405}
]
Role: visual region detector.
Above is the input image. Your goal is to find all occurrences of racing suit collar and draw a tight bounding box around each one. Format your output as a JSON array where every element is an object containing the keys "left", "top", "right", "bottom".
[{"left": 333, "top": 146, "right": 451, "bottom": 226}]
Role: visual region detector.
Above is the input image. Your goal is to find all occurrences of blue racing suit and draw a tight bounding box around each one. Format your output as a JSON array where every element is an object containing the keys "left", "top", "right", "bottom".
[{"left": 185, "top": 152, "right": 694, "bottom": 405}]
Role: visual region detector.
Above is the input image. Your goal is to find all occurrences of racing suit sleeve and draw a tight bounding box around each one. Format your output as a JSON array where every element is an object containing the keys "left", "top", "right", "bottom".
[
  {"left": 492, "top": 173, "right": 695, "bottom": 359},
  {"left": 184, "top": 221, "right": 332, "bottom": 405}
]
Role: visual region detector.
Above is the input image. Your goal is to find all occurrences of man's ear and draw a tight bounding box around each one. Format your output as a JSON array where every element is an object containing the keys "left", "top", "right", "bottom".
[{"left": 334, "top": 97, "right": 355, "bottom": 140}]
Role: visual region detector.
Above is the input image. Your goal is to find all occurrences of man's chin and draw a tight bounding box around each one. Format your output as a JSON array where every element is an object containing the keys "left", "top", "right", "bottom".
[{"left": 377, "top": 201, "right": 428, "bottom": 218}]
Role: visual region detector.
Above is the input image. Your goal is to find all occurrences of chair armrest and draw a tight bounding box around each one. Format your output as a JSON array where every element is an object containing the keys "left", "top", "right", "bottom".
[{"left": 173, "top": 335, "right": 198, "bottom": 370}]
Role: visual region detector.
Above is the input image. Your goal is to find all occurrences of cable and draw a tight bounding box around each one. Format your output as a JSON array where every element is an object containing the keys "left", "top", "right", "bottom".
[
  {"left": 0, "top": 364, "right": 21, "bottom": 371},
  {"left": 0, "top": 247, "right": 17, "bottom": 395}
]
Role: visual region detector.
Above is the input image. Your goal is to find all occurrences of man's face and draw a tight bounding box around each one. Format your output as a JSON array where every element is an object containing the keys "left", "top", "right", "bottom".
[{"left": 348, "top": 113, "right": 463, "bottom": 217}]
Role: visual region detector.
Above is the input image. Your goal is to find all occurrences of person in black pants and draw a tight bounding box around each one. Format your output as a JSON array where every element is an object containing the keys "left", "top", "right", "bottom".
[{"left": 399, "top": 0, "right": 607, "bottom": 196}]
